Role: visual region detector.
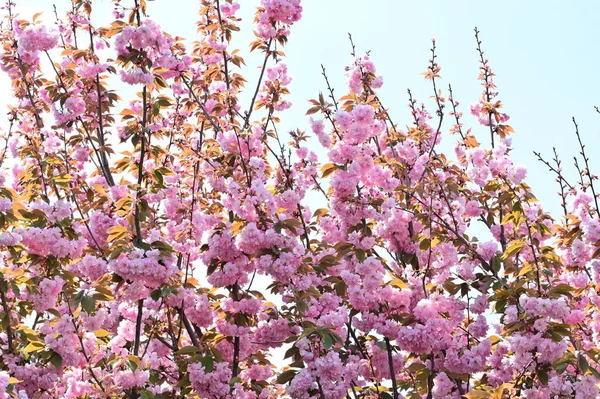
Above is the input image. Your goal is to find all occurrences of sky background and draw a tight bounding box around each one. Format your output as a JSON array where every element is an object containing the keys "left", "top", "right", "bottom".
[{"left": 3, "top": 0, "right": 600, "bottom": 219}]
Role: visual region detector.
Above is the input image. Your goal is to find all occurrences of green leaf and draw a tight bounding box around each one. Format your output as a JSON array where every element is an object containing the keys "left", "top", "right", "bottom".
[
  {"left": 284, "top": 346, "right": 298, "bottom": 359},
  {"left": 126, "top": 355, "right": 141, "bottom": 371},
  {"left": 323, "top": 333, "right": 334, "bottom": 350},
  {"left": 491, "top": 255, "right": 502, "bottom": 274},
  {"left": 276, "top": 369, "right": 297, "bottom": 384},
  {"left": 176, "top": 346, "right": 199, "bottom": 355},
  {"left": 150, "top": 289, "right": 161, "bottom": 301},
  {"left": 152, "top": 102, "right": 161, "bottom": 117},
  {"left": 355, "top": 249, "right": 366, "bottom": 262},
  {"left": 49, "top": 351, "right": 63, "bottom": 368},
  {"left": 407, "top": 363, "right": 426, "bottom": 373},
  {"left": 579, "top": 354, "right": 589, "bottom": 374},
  {"left": 201, "top": 356, "right": 214, "bottom": 373},
  {"left": 141, "top": 391, "right": 155, "bottom": 399},
  {"left": 555, "top": 362, "right": 569, "bottom": 374},
  {"left": 23, "top": 341, "right": 45, "bottom": 353},
  {"left": 501, "top": 240, "right": 525, "bottom": 259},
  {"left": 335, "top": 280, "right": 347, "bottom": 297},
  {"left": 537, "top": 369, "right": 548, "bottom": 385},
  {"left": 81, "top": 296, "right": 96, "bottom": 314}
]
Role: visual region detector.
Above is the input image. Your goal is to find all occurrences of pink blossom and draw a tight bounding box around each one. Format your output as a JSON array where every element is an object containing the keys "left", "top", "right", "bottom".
[
  {"left": 0, "top": 371, "right": 9, "bottom": 395},
  {"left": 120, "top": 68, "right": 154, "bottom": 85},
  {"left": 17, "top": 24, "right": 59, "bottom": 62},
  {"left": 188, "top": 362, "right": 231, "bottom": 398},
  {"left": 220, "top": 2, "right": 240, "bottom": 17},
  {"left": 261, "top": 0, "right": 302, "bottom": 25}
]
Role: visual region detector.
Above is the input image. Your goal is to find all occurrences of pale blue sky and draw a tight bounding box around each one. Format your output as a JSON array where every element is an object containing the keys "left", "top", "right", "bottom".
[{"left": 6, "top": 0, "right": 600, "bottom": 218}]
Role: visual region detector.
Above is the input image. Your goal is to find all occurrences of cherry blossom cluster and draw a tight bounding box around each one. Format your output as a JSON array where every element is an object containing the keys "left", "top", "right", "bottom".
[{"left": 0, "top": 0, "right": 598, "bottom": 398}]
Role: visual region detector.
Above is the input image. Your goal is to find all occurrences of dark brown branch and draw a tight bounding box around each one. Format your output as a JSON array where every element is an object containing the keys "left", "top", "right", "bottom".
[
  {"left": 320, "top": 64, "right": 338, "bottom": 111},
  {"left": 474, "top": 27, "right": 496, "bottom": 149},
  {"left": 133, "top": 299, "right": 144, "bottom": 356},
  {"left": 448, "top": 84, "right": 466, "bottom": 141},
  {"left": 385, "top": 338, "right": 399, "bottom": 399},
  {"left": 573, "top": 117, "right": 599, "bottom": 215},
  {"left": 243, "top": 38, "right": 273, "bottom": 130},
  {"left": 426, "top": 353, "right": 435, "bottom": 399},
  {"left": 181, "top": 75, "right": 222, "bottom": 134},
  {"left": 179, "top": 306, "right": 201, "bottom": 348}
]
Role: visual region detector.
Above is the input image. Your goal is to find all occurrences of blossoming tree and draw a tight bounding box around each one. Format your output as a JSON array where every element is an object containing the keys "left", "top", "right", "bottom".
[{"left": 0, "top": 0, "right": 599, "bottom": 398}]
